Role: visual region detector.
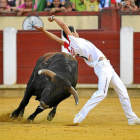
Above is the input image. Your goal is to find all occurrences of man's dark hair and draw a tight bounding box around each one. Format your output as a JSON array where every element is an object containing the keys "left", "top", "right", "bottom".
[{"left": 63, "top": 26, "right": 75, "bottom": 40}]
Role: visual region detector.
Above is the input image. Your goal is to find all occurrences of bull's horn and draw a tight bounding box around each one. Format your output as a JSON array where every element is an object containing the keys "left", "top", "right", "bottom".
[
  {"left": 38, "top": 69, "right": 56, "bottom": 79},
  {"left": 69, "top": 86, "right": 79, "bottom": 106}
]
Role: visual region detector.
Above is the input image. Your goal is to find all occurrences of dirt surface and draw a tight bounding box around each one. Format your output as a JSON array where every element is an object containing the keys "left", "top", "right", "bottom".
[{"left": 0, "top": 97, "right": 140, "bottom": 140}]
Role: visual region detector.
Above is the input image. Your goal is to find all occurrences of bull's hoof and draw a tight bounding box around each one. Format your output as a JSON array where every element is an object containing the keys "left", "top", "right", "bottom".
[
  {"left": 47, "top": 110, "right": 56, "bottom": 121},
  {"left": 47, "top": 115, "right": 53, "bottom": 121},
  {"left": 27, "top": 116, "right": 34, "bottom": 123},
  {"left": 10, "top": 110, "right": 19, "bottom": 119},
  {"left": 27, "top": 119, "right": 34, "bottom": 123}
]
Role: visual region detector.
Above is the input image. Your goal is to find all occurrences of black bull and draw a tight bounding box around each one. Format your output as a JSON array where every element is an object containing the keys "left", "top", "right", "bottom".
[{"left": 10, "top": 52, "right": 79, "bottom": 122}]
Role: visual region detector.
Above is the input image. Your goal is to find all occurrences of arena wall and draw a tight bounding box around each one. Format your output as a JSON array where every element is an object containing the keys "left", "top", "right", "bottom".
[
  {"left": 0, "top": 32, "right": 3, "bottom": 84},
  {"left": 0, "top": 9, "right": 140, "bottom": 31},
  {"left": 0, "top": 9, "right": 140, "bottom": 86},
  {"left": 0, "top": 14, "right": 99, "bottom": 30},
  {"left": 0, "top": 30, "right": 140, "bottom": 85},
  {"left": 134, "top": 32, "right": 140, "bottom": 83},
  {"left": 0, "top": 30, "right": 121, "bottom": 84},
  {"left": 14, "top": 30, "right": 121, "bottom": 84}
]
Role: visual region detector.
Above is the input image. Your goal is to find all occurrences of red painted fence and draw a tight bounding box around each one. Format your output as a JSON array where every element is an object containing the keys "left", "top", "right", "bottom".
[
  {"left": 134, "top": 33, "right": 140, "bottom": 83},
  {"left": 0, "top": 30, "right": 140, "bottom": 84},
  {"left": 0, "top": 32, "right": 3, "bottom": 84}
]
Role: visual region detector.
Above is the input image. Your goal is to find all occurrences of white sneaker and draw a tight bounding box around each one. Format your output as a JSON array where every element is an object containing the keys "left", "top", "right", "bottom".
[
  {"left": 73, "top": 114, "right": 84, "bottom": 124},
  {"left": 128, "top": 118, "right": 140, "bottom": 125}
]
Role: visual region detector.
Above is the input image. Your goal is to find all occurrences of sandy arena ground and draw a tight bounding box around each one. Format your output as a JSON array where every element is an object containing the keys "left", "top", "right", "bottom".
[{"left": 0, "top": 96, "right": 140, "bottom": 140}]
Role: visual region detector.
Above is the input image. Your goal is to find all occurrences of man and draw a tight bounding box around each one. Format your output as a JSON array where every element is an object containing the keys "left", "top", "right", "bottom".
[
  {"left": 98, "top": 0, "right": 110, "bottom": 11},
  {"left": 34, "top": 16, "right": 140, "bottom": 125},
  {"left": 84, "top": 0, "right": 99, "bottom": 11},
  {"left": 44, "top": 0, "right": 66, "bottom": 13},
  {"left": 70, "top": 0, "right": 86, "bottom": 11}
]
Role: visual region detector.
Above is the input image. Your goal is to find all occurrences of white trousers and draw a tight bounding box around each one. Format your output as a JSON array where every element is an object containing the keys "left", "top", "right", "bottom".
[{"left": 79, "top": 60, "right": 138, "bottom": 120}]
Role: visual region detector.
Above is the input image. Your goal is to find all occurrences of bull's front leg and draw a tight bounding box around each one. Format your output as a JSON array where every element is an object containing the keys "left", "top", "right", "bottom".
[
  {"left": 10, "top": 91, "right": 33, "bottom": 119},
  {"left": 47, "top": 105, "right": 57, "bottom": 121},
  {"left": 27, "top": 105, "right": 44, "bottom": 122}
]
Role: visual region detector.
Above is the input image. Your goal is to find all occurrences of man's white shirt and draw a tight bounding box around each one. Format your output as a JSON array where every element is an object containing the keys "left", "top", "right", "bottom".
[{"left": 64, "top": 35, "right": 106, "bottom": 68}]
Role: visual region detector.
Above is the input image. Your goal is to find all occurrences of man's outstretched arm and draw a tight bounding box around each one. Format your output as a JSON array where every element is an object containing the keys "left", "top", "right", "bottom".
[
  {"left": 48, "top": 16, "right": 73, "bottom": 36},
  {"left": 34, "top": 26, "right": 64, "bottom": 45}
]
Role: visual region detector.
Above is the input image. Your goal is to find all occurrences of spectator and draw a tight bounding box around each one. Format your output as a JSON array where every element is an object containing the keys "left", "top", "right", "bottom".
[
  {"left": 44, "top": 0, "right": 66, "bottom": 13},
  {"left": 7, "top": 0, "right": 24, "bottom": 7},
  {"left": 11, "top": 0, "right": 37, "bottom": 16},
  {"left": 9, "top": 0, "right": 38, "bottom": 8},
  {"left": 65, "top": 2, "right": 76, "bottom": 11},
  {"left": 98, "top": 0, "right": 110, "bottom": 11},
  {"left": 70, "top": 0, "right": 86, "bottom": 11},
  {"left": 116, "top": 0, "right": 121, "bottom": 9},
  {"left": 84, "top": 0, "right": 99, "bottom": 11},
  {"left": 0, "top": 0, "right": 11, "bottom": 12},
  {"left": 120, "top": 0, "right": 138, "bottom": 11},
  {"left": 111, "top": 0, "right": 116, "bottom": 7},
  {"left": 46, "top": 0, "right": 65, "bottom": 6},
  {"left": 110, "top": 0, "right": 122, "bottom": 10}
]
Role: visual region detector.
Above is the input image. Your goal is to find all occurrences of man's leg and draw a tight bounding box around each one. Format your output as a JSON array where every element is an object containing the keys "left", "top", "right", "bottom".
[
  {"left": 74, "top": 66, "right": 112, "bottom": 124},
  {"left": 110, "top": 70, "right": 140, "bottom": 125}
]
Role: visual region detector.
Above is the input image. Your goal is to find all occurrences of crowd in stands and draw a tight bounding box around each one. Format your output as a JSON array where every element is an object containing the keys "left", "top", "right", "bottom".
[{"left": 0, "top": 0, "right": 140, "bottom": 15}]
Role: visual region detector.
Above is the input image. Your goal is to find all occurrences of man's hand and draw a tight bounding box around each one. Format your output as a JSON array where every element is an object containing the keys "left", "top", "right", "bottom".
[
  {"left": 34, "top": 26, "right": 44, "bottom": 31},
  {"left": 50, "top": 8, "right": 56, "bottom": 14},
  {"left": 48, "top": 16, "right": 54, "bottom": 22}
]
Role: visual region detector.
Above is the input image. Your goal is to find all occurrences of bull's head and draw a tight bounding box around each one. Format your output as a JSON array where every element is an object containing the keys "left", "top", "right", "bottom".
[{"left": 38, "top": 69, "right": 79, "bottom": 109}]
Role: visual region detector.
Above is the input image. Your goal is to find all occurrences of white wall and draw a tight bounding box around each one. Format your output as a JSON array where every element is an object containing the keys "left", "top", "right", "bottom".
[
  {"left": 120, "top": 27, "right": 134, "bottom": 84},
  {"left": 3, "top": 27, "right": 17, "bottom": 85}
]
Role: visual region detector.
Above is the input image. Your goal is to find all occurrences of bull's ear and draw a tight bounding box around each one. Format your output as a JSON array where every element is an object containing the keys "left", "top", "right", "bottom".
[
  {"left": 69, "top": 86, "right": 79, "bottom": 105},
  {"left": 38, "top": 69, "right": 56, "bottom": 79}
]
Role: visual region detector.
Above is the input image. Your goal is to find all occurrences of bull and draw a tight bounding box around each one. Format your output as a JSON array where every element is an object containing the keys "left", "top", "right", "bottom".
[{"left": 10, "top": 52, "right": 78, "bottom": 122}]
